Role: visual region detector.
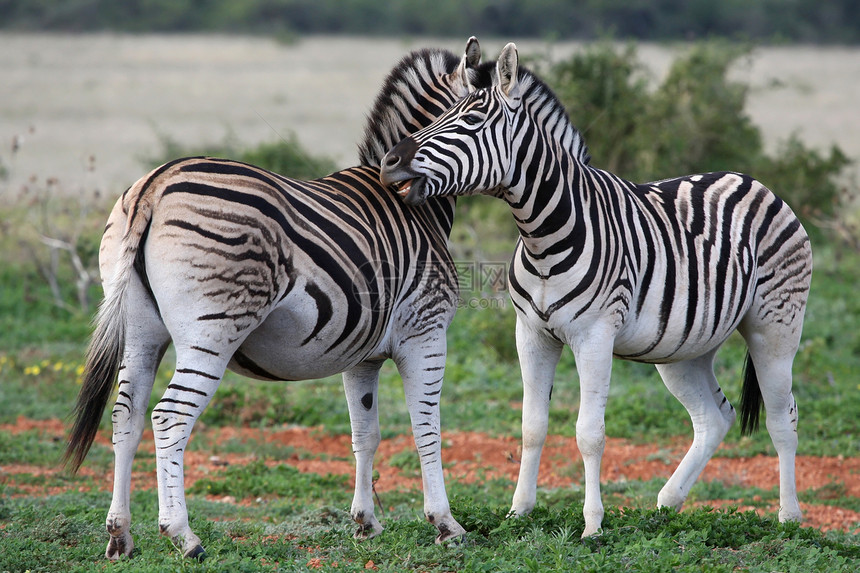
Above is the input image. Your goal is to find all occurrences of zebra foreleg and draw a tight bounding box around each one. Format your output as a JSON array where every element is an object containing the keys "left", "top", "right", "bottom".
[
  {"left": 509, "top": 320, "right": 563, "bottom": 518},
  {"left": 571, "top": 329, "right": 615, "bottom": 538},
  {"left": 342, "top": 361, "right": 384, "bottom": 540},
  {"left": 152, "top": 351, "right": 228, "bottom": 559},
  {"left": 395, "top": 340, "right": 465, "bottom": 544},
  {"left": 654, "top": 352, "right": 735, "bottom": 512}
]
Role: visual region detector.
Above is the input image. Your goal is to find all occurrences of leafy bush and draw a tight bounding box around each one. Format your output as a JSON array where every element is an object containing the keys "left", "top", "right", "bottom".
[
  {"left": 239, "top": 137, "right": 337, "bottom": 179},
  {"left": 147, "top": 133, "right": 337, "bottom": 180},
  {"left": 542, "top": 42, "right": 854, "bottom": 230}
]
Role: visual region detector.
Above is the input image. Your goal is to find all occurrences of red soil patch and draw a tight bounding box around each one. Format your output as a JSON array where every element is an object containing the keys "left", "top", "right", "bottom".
[{"left": 2, "top": 416, "right": 858, "bottom": 533}]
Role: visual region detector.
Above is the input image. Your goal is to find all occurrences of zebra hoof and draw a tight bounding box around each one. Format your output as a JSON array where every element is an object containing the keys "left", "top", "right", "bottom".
[
  {"left": 434, "top": 521, "right": 467, "bottom": 545},
  {"left": 105, "top": 533, "right": 134, "bottom": 560},
  {"left": 353, "top": 519, "right": 384, "bottom": 540},
  {"left": 184, "top": 544, "right": 206, "bottom": 561},
  {"left": 580, "top": 527, "right": 603, "bottom": 539}
]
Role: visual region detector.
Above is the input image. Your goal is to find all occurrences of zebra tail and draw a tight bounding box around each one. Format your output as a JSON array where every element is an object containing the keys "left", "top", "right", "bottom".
[
  {"left": 63, "top": 196, "right": 153, "bottom": 473},
  {"left": 738, "top": 351, "right": 763, "bottom": 436},
  {"left": 62, "top": 271, "right": 129, "bottom": 473}
]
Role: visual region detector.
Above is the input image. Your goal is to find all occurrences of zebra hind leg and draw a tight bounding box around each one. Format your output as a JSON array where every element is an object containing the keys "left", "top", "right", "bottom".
[
  {"left": 103, "top": 281, "right": 170, "bottom": 560},
  {"left": 104, "top": 339, "right": 168, "bottom": 559},
  {"left": 740, "top": 325, "right": 802, "bottom": 523},
  {"left": 151, "top": 347, "right": 231, "bottom": 559},
  {"left": 654, "top": 351, "right": 735, "bottom": 512},
  {"left": 342, "top": 361, "right": 385, "bottom": 540}
]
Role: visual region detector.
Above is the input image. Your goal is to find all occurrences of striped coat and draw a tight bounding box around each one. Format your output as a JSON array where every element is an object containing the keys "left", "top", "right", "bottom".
[
  {"left": 381, "top": 42, "right": 812, "bottom": 538},
  {"left": 65, "top": 39, "right": 487, "bottom": 559}
]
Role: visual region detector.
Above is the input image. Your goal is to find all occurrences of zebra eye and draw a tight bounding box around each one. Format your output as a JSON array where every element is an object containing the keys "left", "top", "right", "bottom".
[{"left": 462, "top": 113, "right": 483, "bottom": 126}]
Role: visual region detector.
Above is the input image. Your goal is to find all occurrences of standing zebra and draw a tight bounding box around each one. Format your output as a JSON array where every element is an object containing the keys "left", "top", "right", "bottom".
[
  {"left": 381, "top": 43, "right": 812, "bottom": 537},
  {"left": 63, "top": 38, "right": 489, "bottom": 559}
]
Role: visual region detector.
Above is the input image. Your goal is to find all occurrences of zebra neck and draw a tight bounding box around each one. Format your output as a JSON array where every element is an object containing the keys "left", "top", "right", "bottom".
[{"left": 505, "top": 153, "right": 591, "bottom": 265}]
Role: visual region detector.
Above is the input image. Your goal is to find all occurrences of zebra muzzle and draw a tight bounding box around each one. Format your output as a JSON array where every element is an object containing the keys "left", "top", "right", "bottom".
[
  {"left": 400, "top": 177, "right": 427, "bottom": 206},
  {"left": 396, "top": 180, "right": 413, "bottom": 197}
]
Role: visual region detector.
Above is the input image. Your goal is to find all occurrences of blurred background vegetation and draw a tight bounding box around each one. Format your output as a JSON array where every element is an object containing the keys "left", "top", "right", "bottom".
[
  {"left": 2, "top": 0, "right": 860, "bottom": 44},
  {"left": 138, "top": 41, "right": 856, "bottom": 255},
  {"left": 0, "top": 2, "right": 857, "bottom": 458},
  {"left": 540, "top": 42, "right": 853, "bottom": 237}
]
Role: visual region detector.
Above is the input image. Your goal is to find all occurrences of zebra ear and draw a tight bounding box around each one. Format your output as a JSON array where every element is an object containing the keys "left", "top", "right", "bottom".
[
  {"left": 453, "top": 36, "right": 481, "bottom": 93},
  {"left": 465, "top": 36, "right": 481, "bottom": 68},
  {"left": 497, "top": 43, "right": 520, "bottom": 100}
]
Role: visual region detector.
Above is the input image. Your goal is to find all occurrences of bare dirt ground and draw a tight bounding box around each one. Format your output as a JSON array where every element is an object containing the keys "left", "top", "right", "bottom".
[{"left": 2, "top": 417, "right": 858, "bottom": 533}]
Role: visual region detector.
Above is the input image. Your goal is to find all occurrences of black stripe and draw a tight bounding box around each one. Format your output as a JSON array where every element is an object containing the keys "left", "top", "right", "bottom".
[
  {"left": 231, "top": 349, "right": 285, "bottom": 381},
  {"left": 191, "top": 346, "right": 220, "bottom": 356},
  {"left": 167, "top": 383, "right": 208, "bottom": 396},
  {"left": 175, "top": 367, "right": 219, "bottom": 380},
  {"left": 301, "top": 281, "right": 333, "bottom": 346}
]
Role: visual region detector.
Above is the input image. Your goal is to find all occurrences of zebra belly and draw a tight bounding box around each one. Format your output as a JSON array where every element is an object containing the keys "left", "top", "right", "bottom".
[
  {"left": 612, "top": 323, "right": 733, "bottom": 364},
  {"left": 228, "top": 303, "right": 386, "bottom": 381},
  {"left": 611, "top": 306, "right": 741, "bottom": 364},
  {"left": 611, "top": 245, "right": 755, "bottom": 363}
]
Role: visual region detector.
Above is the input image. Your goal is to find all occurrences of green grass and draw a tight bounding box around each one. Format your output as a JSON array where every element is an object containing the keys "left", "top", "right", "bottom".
[
  {"left": 1, "top": 201, "right": 859, "bottom": 570},
  {"left": 0, "top": 489, "right": 857, "bottom": 572},
  {"left": 187, "top": 460, "right": 351, "bottom": 503}
]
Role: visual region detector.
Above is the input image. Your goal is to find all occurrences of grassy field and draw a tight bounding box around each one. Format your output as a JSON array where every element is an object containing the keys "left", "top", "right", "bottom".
[
  {"left": 1, "top": 33, "right": 859, "bottom": 572},
  {"left": 0, "top": 200, "right": 859, "bottom": 570}
]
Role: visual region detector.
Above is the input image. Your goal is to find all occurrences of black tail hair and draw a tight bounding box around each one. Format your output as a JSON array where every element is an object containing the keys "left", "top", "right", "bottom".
[
  {"left": 738, "top": 351, "right": 763, "bottom": 436},
  {"left": 61, "top": 295, "right": 126, "bottom": 473}
]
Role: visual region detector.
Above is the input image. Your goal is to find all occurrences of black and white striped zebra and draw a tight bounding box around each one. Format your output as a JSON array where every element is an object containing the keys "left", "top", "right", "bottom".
[
  {"left": 63, "top": 38, "right": 488, "bottom": 559},
  {"left": 381, "top": 43, "right": 812, "bottom": 537}
]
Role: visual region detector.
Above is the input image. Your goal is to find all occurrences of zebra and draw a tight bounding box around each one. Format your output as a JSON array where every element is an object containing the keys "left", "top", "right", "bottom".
[
  {"left": 380, "top": 43, "right": 812, "bottom": 538},
  {"left": 63, "top": 38, "right": 490, "bottom": 559}
]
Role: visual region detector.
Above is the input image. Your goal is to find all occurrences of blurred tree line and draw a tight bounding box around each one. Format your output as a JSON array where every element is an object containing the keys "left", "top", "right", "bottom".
[
  {"left": 140, "top": 40, "right": 853, "bottom": 251},
  {"left": 3, "top": 0, "right": 860, "bottom": 44},
  {"left": 445, "top": 42, "right": 855, "bottom": 263},
  {"left": 543, "top": 42, "right": 851, "bottom": 225}
]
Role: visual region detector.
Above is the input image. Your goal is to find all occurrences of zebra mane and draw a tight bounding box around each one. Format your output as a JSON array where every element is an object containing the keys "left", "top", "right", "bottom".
[
  {"left": 358, "top": 48, "right": 493, "bottom": 167},
  {"left": 515, "top": 66, "right": 592, "bottom": 166}
]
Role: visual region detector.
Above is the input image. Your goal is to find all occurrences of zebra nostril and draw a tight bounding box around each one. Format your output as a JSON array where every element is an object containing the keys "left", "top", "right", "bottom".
[{"left": 384, "top": 154, "right": 401, "bottom": 168}]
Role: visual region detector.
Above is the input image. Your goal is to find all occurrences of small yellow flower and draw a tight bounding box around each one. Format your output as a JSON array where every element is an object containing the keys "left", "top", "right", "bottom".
[
  {"left": 24, "top": 365, "right": 42, "bottom": 376},
  {"left": 76, "top": 364, "right": 85, "bottom": 376},
  {"left": 53, "top": 361, "right": 64, "bottom": 372}
]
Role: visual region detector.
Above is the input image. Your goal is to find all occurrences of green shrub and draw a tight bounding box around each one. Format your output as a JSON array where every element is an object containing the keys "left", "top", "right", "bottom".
[
  {"left": 239, "top": 137, "right": 337, "bottom": 179},
  {"left": 543, "top": 41, "right": 853, "bottom": 230},
  {"left": 146, "top": 133, "right": 337, "bottom": 180}
]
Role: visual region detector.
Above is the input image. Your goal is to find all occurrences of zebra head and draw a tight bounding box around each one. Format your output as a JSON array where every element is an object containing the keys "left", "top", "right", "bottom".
[
  {"left": 380, "top": 43, "right": 524, "bottom": 205},
  {"left": 357, "top": 36, "right": 487, "bottom": 167}
]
